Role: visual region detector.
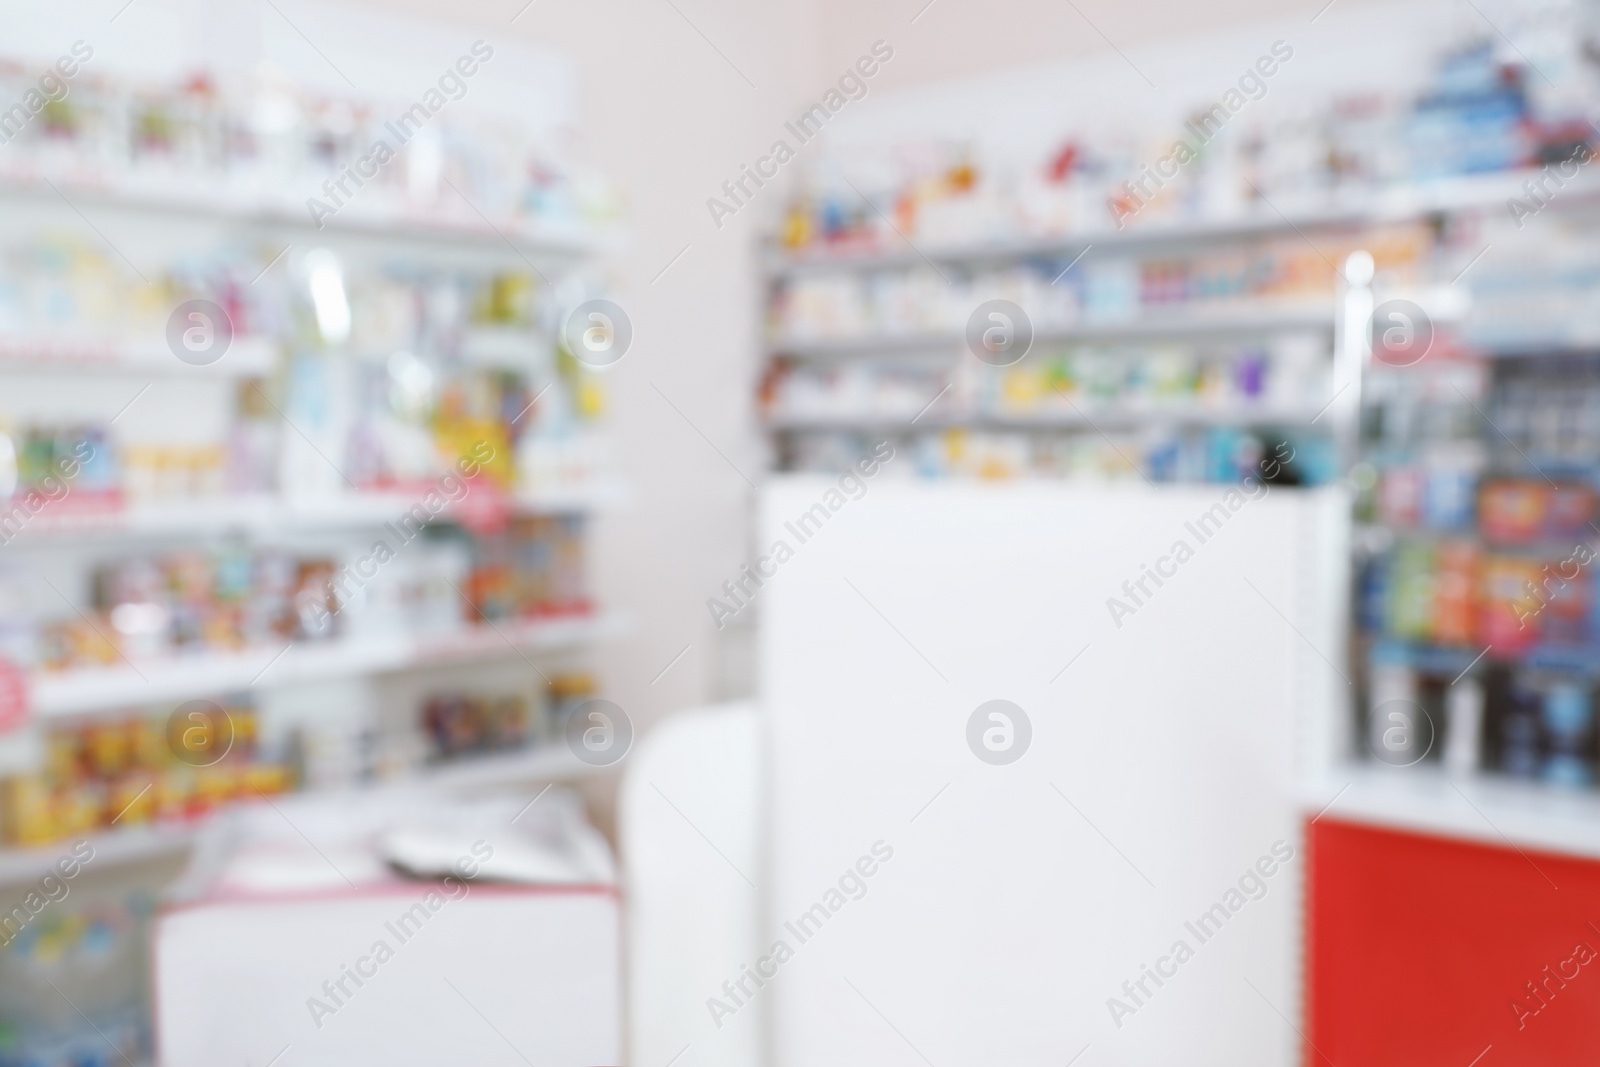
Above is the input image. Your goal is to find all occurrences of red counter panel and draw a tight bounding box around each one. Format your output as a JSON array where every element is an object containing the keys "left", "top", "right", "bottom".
[{"left": 1307, "top": 817, "right": 1600, "bottom": 1067}]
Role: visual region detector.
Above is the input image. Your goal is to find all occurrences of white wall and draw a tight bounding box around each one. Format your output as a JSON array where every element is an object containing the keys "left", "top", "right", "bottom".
[{"left": 808, "top": 0, "right": 1348, "bottom": 93}]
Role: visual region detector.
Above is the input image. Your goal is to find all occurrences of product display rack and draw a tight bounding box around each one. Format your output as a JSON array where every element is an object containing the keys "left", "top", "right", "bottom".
[
  {"left": 769, "top": 306, "right": 1334, "bottom": 355},
  {"left": 0, "top": 177, "right": 623, "bottom": 872},
  {"left": 30, "top": 612, "right": 627, "bottom": 718},
  {"left": 2, "top": 483, "right": 627, "bottom": 542},
  {"left": 1317, "top": 192, "right": 1600, "bottom": 856},
  {"left": 0, "top": 170, "right": 600, "bottom": 258},
  {"left": 759, "top": 160, "right": 1600, "bottom": 861},
  {"left": 754, "top": 180, "right": 1568, "bottom": 477},
  {"left": 763, "top": 404, "right": 1326, "bottom": 433},
  {"left": 0, "top": 31, "right": 643, "bottom": 1059},
  {"left": 761, "top": 168, "right": 1600, "bottom": 277},
  {"left": 0, "top": 336, "right": 280, "bottom": 375},
  {"left": 759, "top": 207, "right": 1359, "bottom": 483}
]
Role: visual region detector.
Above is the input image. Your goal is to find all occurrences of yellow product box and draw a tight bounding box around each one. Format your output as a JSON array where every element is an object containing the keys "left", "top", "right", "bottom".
[
  {"left": 133, "top": 716, "right": 169, "bottom": 770},
  {"left": 1000, "top": 366, "right": 1046, "bottom": 412},
  {"left": 242, "top": 763, "right": 294, "bottom": 797},
  {"left": 52, "top": 782, "right": 104, "bottom": 839},
  {"left": 44, "top": 729, "right": 81, "bottom": 784},
  {"left": 435, "top": 418, "right": 513, "bottom": 488},
  {"left": 84, "top": 718, "right": 137, "bottom": 779},
  {"left": 108, "top": 774, "right": 156, "bottom": 826},
  {"left": 194, "top": 765, "right": 239, "bottom": 810},
  {"left": 66, "top": 617, "right": 120, "bottom": 669},
  {"left": 1, "top": 775, "right": 57, "bottom": 847}
]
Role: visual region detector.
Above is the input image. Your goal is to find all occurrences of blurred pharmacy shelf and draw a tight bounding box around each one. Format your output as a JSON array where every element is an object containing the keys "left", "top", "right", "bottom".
[
  {"left": 766, "top": 211, "right": 1364, "bottom": 276},
  {"left": 1303, "top": 764, "right": 1600, "bottom": 863},
  {"left": 0, "top": 335, "right": 278, "bottom": 376},
  {"left": 767, "top": 305, "right": 1334, "bottom": 358},
  {"left": 6, "top": 481, "right": 629, "bottom": 542},
  {"left": 0, "top": 43, "right": 623, "bottom": 1067},
  {"left": 31, "top": 612, "right": 629, "bottom": 717},
  {"left": 0, "top": 821, "right": 196, "bottom": 886},
  {"left": 0, "top": 171, "right": 602, "bottom": 259},
  {"left": 763, "top": 403, "right": 1327, "bottom": 433},
  {"left": 764, "top": 167, "right": 1600, "bottom": 276},
  {"left": 0, "top": 743, "right": 600, "bottom": 885}
]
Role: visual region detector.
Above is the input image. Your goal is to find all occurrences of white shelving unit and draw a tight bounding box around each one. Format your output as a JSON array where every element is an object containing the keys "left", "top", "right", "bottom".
[
  {"left": 0, "top": 336, "right": 280, "bottom": 376},
  {"left": 0, "top": 170, "right": 622, "bottom": 876},
  {"left": 759, "top": 200, "right": 1357, "bottom": 469},
  {"left": 762, "top": 168, "right": 1600, "bottom": 276},
  {"left": 764, "top": 403, "right": 1327, "bottom": 433},
  {"left": 0, "top": 170, "right": 600, "bottom": 259},
  {"left": 755, "top": 166, "right": 1600, "bottom": 458},
  {"left": 31, "top": 612, "right": 628, "bottom": 718},
  {"left": 1311, "top": 177, "right": 1600, "bottom": 861},
  {"left": 767, "top": 305, "right": 1335, "bottom": 358},
  {"left": 6, "top": 482, "right": 628, "bottom": 542}
]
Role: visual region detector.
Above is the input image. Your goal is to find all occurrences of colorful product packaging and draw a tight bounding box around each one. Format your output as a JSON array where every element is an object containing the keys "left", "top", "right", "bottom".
[
  {"left": 1479, "top": 480, "right": 1545, "bottom": 544},
  {"left": 1386, "top": 541, "right": 1437, "bottom": 640},
  {"left": 1378, "top": 466, "right": 1425, "bottom": 528},
  {"left": 1478, "top": 555, "right": 1544, "bottom": 653},
  {"left": 1432, "top": 541, "right": 1479, "bottom": 645},
  {"left": 0, "top": 699, "right": 293, "bottom": 847}
]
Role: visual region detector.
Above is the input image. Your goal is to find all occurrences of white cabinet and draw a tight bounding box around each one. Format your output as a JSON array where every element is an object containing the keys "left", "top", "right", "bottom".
[{"left": 760, "top": 477, "right": 1346, "bottom": 1067}]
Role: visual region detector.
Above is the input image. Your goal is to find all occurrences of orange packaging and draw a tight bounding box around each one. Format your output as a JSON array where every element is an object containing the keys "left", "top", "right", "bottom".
[
  {"left": 1432, "top": 541, "right": 1479, "bottom": 645},
  {"left": 293, "top": 560, "right": 339, "bottom": 639},
  {"left": 201, "top": 604, "right": 245, "bottom": 650},
  {"left": 133, "top": 716, "right": 169, "bottom": 769},
  {"left": 44, "top": 728, "right": 82, "bottom": 784},
  {"left": 70, "top": 616, "right": 121, "bottom": 668},
  {"left": 1479, "top": 481, "right": 1546, "bottom": 544},
  {"left": 85, "top": 718, "right": 136, "bottom": 779}
]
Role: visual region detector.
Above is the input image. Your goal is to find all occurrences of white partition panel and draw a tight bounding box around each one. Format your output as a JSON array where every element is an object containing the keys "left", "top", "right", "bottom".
[{"left": 760, "top": 478, "right": 1345, "bottom": 1067}]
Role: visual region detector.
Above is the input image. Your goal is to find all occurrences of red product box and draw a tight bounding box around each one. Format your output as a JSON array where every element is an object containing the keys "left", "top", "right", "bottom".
[
  {"left": 1479, "top": 481, "right": 1546, "bottom": 545},
  {"left": 1478, "top": 555, "right": 1543, "bottom": 653}
]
